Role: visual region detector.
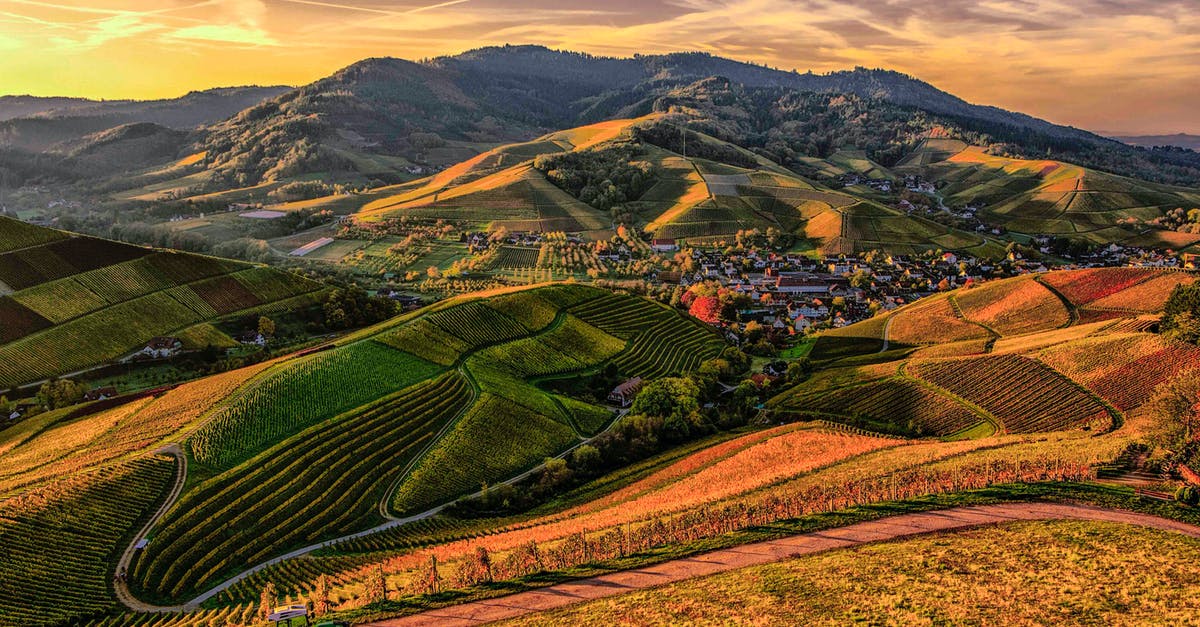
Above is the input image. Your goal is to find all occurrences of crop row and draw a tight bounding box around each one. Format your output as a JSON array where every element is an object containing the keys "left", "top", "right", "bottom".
[
  {"left": 187, "top": 342, "right": 442, "bottom": 471},
  {"left": 887, "top": 296, "right": 990, "bottom": 346},
  {"left": 134, "top": 372, "right": 471, "bottom": 601},
  {"left": 484, "top": 290, "right": 560, "bottom": 331},
  {"left": 0, "top": 456, "right": 174, "bottom": 627},
  {"left": 613, "top": 316, "right": 724, "bottom": 379},
  {"left": 774, "top": 377, "right": 983, "bottom": 436},
  {"left": 81, "top": 604, "right": 256, "bottom": 627},
  {"left": 475, "top": 315, "right": 626, "bottom": 378},
  {"left": 1039, "top": 267, "right": 1158, "bottom": 306},
  {"left": 425, "top": 300, "right": 531, "bottom": 348},
  {"left": 0, "top": 297, "right": 51, "bottom": 343},
  {"left": 954, "top": 277, "right": 1069, "bottom": 336},
  {"left": 376, "top": 318, "right": 473, "bottom": 366},
  {"left": 0, "top": 215, "right": 67, "bottom": 253},
  {"left": 911, "top": 354, "right": 1111, "bottom": 433},
  {"left": 1038, "top": 334, "right": 1200, "bottom": 412},
  {"left": 0, "top": 235, "right": 148, "bottom": 291},
  {"left": 569, "top": 293, "right": 678, "bottom": 339},
  {"left": 391, "top": 392, "right": 578, "bottom": 515}
]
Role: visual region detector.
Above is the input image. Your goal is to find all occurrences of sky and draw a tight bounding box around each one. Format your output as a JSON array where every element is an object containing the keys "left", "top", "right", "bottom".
[{"left": 1, "top": 0, "right": 1197, "bottom": 134}]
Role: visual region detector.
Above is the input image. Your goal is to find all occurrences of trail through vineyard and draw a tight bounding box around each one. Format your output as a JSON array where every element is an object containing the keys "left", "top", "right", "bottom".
[{"left": 363, "top": 502, "right": 1200, "bottom": 627}]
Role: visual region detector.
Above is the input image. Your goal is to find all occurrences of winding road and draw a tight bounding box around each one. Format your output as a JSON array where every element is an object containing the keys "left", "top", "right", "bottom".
[{"left": 362, "top": 502, "right": 1200, "bottom": 626}]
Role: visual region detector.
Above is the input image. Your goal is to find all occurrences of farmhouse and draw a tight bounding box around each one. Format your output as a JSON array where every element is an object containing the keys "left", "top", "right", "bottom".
[
  {"left": 83, "top": 387, "right": 118, "bottom": 402},
  {"left": 607, "top": 377, "right": 643, "bottom": 407},
  {"left": 139, "top": 337, "right": 183, "bottom": 359},
  {"left": 651, "top": 238, "right": 679, "bottom": 252}
]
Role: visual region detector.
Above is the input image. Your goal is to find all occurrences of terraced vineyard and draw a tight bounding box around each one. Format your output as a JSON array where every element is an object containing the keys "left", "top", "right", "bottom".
[
  {"left": 770, "top": 376, "right": 986, "bottom": 436},
  {"left": 0, "top": 456, "right": 175, "bottom": 627},
  {"left": 390, "top": 392, "right": 579, "bottom": 515},
  {"left": 132, "top": 373, "right": 473, "bottom": 602},
  {"left": 188, "top": 342, "right": 442, "bottom": 470},
  {"left": 570, "top": 292, "right": 725, "bottom": 377},
  {"left": 911, "top": 355, "right": 1112, "bottom": 433},
  {"left": 0, "top": 221, "right": 327, "bottom": 388}
]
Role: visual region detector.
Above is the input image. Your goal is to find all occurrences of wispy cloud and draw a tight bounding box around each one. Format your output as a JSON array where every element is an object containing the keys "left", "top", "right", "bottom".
[{"left": 0, "top": 0, "right": 1195, "bottom": 133}]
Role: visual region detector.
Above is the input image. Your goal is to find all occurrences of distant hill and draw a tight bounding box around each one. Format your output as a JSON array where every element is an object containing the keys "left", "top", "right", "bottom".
[
  {"left": 0, "top": 86, "right": 290, "bottom": 153},
  {"left": 1113, "top": 133, "right": 1200, "bottom": 151},
  {"left": 0, "top": 216, "right": 328, "bottom": 390}
]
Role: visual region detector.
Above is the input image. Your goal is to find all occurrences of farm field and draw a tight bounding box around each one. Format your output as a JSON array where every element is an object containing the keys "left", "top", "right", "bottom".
[
  {"left": 5, "top": 264, "right": 1199, "bottom": 625},
  {"left": 0, "top": 282, "right": 722, "bottom": 611},
  {"left": 502, "top": 520, "right": 1200, "bottom": 626},
  {"left": 0, "top": 221, "right": 327, "bottom": 389}
]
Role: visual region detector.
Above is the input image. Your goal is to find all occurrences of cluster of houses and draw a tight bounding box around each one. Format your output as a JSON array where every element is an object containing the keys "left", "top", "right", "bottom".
[{"left": 655, "top": 248, "right": 1034, "bottom": 335}]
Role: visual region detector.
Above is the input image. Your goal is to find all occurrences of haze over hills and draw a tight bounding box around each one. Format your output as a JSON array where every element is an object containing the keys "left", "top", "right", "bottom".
[{"left": 1112, "top": 133, "right": 1200, "bottom": 151}]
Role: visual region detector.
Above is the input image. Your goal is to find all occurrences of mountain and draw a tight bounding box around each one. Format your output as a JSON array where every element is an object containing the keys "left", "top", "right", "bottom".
[
  {"left": 189, "top": 46, "right": 1200, "bottom": 189},
  {"left": 1113, "top": 133, "right": 1200, "bottom": 151},
  {"left": 0, "top": 86, "right": 290, "bottom": 153}
]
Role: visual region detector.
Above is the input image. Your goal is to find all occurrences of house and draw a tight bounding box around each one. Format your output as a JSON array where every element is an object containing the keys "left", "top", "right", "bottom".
[
  {"left": 140, "top": 337, "right": 182, "bottom": 359},
  {"left": 83, "top": 387, "right": 118, "bottom": 402},
  {"left": 607, "top": 377, "right": 644, "bottom": 408},
  {"left": 236, "top": 331, "right": 266, "bottom": 346},
  {"left": 656, "top": 271, "right": 683, "bottom": 285},
  {"left": 651, "top": 238, "right": 679, "bottom": 252}
]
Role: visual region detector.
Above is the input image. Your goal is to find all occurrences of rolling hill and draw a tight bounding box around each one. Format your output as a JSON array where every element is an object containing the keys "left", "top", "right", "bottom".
[
  {"left": 0, "top": 281, "right": 726, "bottom": 619},
  {"left": 355, "top": 115, "right": 1006, "bottom": 255},
  {"left": 783, "top": 267, "right": 1199, "bottom": 437},
  {"left": 894, "top": 139, "right": 1200, "bottom": 250},
  {"left": 0, "top": 217, "right": 328, "bottom": 390}
]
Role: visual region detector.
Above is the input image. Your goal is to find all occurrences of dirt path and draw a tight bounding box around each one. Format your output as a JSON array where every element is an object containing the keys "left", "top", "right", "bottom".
[
  {"left": 113, "top": 444, "right": 190, "bottom": 613},
  {"left": 879, "top": 315, "right": 894, "bottom": 352},
  {"left": 363, "top": 502, "right": 1200, "bottom": 627}
]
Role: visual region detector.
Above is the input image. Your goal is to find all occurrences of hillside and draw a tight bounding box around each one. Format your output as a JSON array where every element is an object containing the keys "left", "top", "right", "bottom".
[
  {"left": 1, "top": 268, "right": 1197, "bottom": 625},
  {"left": 0, "top": 217, "right": 328, "bottom": 390},
  {"left": 894, "top": 139, "right": 1200, "bottom": 250},
  {"left": 782, "top": 268, "right": 1198, "bottom": 437},
  {"left": 356, "top": 115, "right": 1004, "bottom": 255},
  {"left": 162, "top": 47, "right": 1200, "bottom": 191},
  {"left": 0, "top": 282, "right": 725, "bottom": 618},
  {"left": 0, "top": 87, "right": 291, "bottom": 153}
]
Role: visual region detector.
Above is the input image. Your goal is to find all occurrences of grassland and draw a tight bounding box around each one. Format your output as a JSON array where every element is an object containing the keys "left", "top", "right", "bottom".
[{"left": 502, "top": 519, "right": 1200, "bottom": 626}]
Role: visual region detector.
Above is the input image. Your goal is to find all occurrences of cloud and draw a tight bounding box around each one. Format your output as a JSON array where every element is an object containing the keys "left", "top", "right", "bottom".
[{"left": 164, "top": 24, "right": 278, "bottom": 46}]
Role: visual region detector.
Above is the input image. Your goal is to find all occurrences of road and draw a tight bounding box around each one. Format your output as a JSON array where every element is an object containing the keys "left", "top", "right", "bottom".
[
  {"left": 363, "top": 502, "right": 1200, "bottom": 626},
  {"left": 113, "top": 444, "right": 190, "bottom": 613},
  {"left": 879, "top": 315, "right": 894, "bottom": 353}
]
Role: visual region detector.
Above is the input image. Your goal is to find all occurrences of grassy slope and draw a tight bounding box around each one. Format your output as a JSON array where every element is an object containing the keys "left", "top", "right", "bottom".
[{"left": 502, "top": 518, "right": 1200, "bottom": 626}]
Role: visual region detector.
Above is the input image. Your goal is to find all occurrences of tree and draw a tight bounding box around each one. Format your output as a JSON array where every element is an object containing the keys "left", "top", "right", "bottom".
[
  {"left": 257, "top": 316, "right": 276, "bottom": 339},
  {"left": 1147, "top": 368, "right": 1200, "bottom": 447},
  {"left": 37, "top": 378, "right": 85, "bottom": 410},
  {"left": 258, "top": 581, "right": 278, "bottom": 621},
  {"left": 313, "top": 574, "right": 331, "bottom": 615},
  {"left": 688, "top": 295, "right": 721, "bottom": 324},
  {"left": 1162, "top": 284, "right": 1200, "bottom": 344}
]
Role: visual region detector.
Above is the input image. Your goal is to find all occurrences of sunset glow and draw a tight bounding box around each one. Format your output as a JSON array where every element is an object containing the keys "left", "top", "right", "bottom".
[{"left": 0, "top": 1, "right": 1197, "bottom": 134}]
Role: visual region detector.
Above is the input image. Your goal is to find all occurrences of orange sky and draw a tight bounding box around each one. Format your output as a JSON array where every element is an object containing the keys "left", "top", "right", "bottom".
[{"left": 1, "top": 0, "right": 1197, "bottom": 134}]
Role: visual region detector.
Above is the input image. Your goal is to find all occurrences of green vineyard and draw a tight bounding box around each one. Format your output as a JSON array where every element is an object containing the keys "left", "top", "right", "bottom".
[
  {"left": 770, "top": 376, "right": 985, "bottom": 436},
  {"left": 132, "top": 373, "right": 473, "bottom": 601},
  {"left": 188, "top": 342, "right": 443, "bottom": 470},
  {"left": 0, "top": 456, "right": 175, "bottom": 627},
  {"left": 389, "top": 392, "right": 579, "bottom": 515}
]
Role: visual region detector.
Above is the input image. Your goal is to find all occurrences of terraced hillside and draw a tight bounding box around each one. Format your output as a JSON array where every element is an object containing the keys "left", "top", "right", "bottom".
[
  {"left": 780, "top": 267, "right": 1196, "bottom": 437},
  {"left": 355, "top": 117, "right": 1002, "bottom": 255},
  {"left": 897, "top": 139, "right": 1200, "bottom": 251},
  {"left": 0, "top": 217, "right": 328, "bottom": 389},
  {"left": 59, "top": 283, "right": 718, "bottom": 606}
]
